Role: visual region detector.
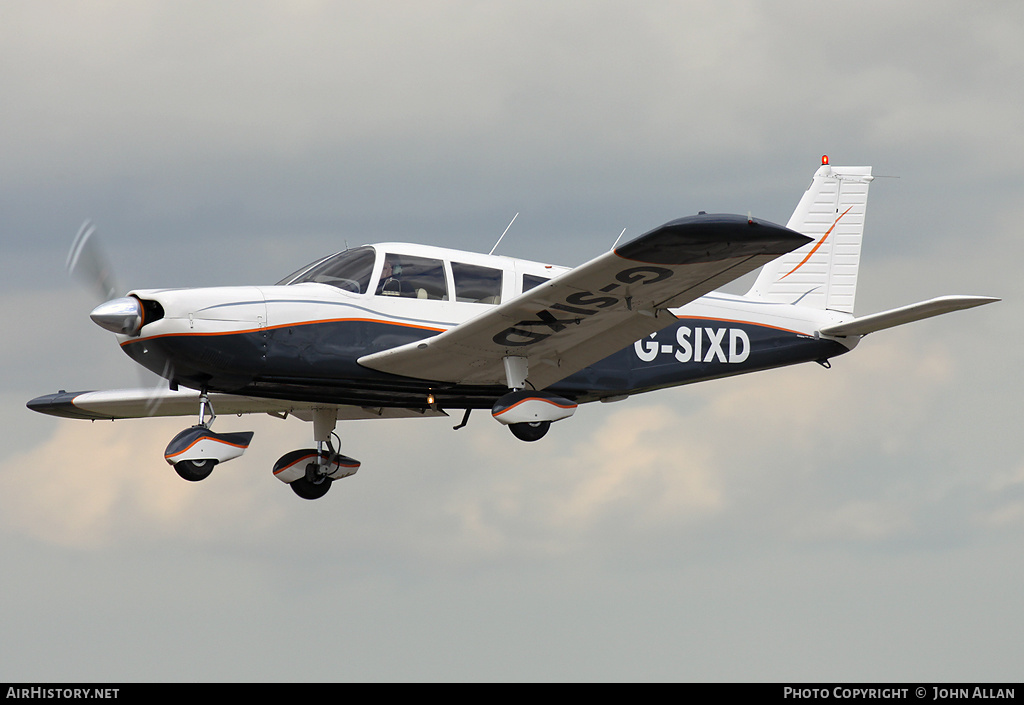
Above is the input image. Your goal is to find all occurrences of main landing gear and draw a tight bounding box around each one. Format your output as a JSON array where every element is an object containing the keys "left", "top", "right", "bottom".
[
  {"left": 271, "top": 408, "right": 360, "bottom": 500},
  {"left": 271, "top": 445, "right": 359, "bottom": 500},
  {"left": 489, "top": 356, "right": 576, "bottom": 442},
  {"left": 509, "top": 420, "right": 551, "bottom": 442}
]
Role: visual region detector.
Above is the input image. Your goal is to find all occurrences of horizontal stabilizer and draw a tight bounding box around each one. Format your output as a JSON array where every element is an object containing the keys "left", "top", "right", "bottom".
[{"left": 818, "top": 296, "right": 999, "bottom": 338}]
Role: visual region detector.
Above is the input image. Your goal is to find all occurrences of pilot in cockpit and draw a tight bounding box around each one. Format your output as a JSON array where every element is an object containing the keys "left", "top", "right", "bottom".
[{"left": 379, "top": 257, "right": 413, "bottom": 297}]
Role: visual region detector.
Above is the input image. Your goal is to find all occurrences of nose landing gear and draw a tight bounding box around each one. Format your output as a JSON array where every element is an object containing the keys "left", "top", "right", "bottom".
[
  {"left": 164, "top": 392, "right": 254, "bottom": 482},
  {"left": 173, "top": 457, "right": 217, "bottom": 482}
]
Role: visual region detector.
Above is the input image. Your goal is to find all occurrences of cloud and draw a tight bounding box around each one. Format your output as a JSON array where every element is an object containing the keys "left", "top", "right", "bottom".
[
  {"left": 549, "top": 405, "right": 726, "bottom": 524},
  {"left": 973, "top": 464, "right": 1024, "bottom": 530},
  {"left": 8, "top": 0, "right": 1018, "bottom": 194},
  {"left": 422, "top": 328, "right": 972, "bottom": 558},
  {"left": 442, "top": 404, "right": 725, "bottom": 556},
  {"left": 0, "top": 417, "right": 292, "bottom": 548}
]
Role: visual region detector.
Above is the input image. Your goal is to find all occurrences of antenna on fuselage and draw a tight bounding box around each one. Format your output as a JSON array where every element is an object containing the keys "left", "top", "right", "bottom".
[
  {"left": 611, "top": 228, "right": 626, "bottom": 250},
  {"left": 488, "top": 212, "right": 519, "bottom": 256}
]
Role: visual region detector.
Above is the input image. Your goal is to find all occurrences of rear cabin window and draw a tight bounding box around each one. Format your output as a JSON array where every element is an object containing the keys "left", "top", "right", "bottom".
[
  {"left": 376, "top": 254, "right": 448, "bottom": 300},
  {"left": 522, "top": 274, "right": 550, "bottom": 293},
  {"left": 452, "top": 262, "right": 503, "bottom": 304}
]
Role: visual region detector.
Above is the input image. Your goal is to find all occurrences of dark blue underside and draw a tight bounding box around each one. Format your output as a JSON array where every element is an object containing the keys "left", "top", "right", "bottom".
[{"left": 121, "top": 318, "right": 848, "bottom": 410}]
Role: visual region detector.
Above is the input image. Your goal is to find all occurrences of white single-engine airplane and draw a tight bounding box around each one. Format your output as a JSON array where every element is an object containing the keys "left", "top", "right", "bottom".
[{"left": 29, "top": 158, "right": 998, "bottom": 499}]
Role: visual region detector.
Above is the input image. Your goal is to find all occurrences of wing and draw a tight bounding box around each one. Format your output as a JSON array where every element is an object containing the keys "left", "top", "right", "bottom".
[
  {"left": 27, "top": 387, "right": 447, "bottom": 421},
  {"left": 359, "top": 213, "right": 812, "bottom": 389}
]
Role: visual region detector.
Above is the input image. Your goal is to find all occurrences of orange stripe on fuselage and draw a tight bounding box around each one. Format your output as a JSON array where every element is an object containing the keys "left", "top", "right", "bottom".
[
  {"left": 123, "top": 317, "right": 446, "bottom": 346},
  {"left": 671, "top": 314, "right": 809, "bottom": 337}
]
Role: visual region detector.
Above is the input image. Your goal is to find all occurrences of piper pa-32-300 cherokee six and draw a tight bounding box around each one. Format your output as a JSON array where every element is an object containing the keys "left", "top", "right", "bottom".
[{"left": 28, "top": 158, "right": 998, "bottom": 499}]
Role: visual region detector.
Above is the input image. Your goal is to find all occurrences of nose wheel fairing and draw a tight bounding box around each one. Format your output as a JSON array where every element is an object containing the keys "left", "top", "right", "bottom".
[
  {"left": 164, "top": 426, "right": 255, "bottom": 465},
  {"left": 163, "top": 425, "right": 255, "bottom": 479}
]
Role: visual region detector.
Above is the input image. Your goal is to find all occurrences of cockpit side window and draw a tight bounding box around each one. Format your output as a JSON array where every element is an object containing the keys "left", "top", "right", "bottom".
[
  {"left": 376, "top": 254, "right": 448, "bottom": 300},
  {"left": 452, "top": 262, "right": 502, "bottom": 304},
  {"left": 522, "top": 273, "right": 550, "bottom": 293},
  {"left": 278, "top": 246, "right": 376, "bottom": 294}
]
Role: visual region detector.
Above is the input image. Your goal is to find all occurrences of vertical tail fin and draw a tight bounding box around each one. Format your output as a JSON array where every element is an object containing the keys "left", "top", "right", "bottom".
[{"left": 748, "top": 159, "right": 873, "bottom": 313}]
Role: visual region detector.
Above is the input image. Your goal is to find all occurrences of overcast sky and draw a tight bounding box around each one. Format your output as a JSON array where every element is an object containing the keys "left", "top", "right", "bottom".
[{"left": 1, "top": 1, "right": 1021, "bottom": 682}]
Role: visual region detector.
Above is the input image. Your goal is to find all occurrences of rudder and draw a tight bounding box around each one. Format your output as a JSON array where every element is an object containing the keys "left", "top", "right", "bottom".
[{"left": 748, "top": 159, "right": 873, "bottom": 313}]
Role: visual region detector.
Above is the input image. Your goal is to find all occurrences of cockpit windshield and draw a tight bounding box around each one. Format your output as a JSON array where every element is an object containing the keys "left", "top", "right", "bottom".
[{"left": 277, "top": 246, "right": 376, "bottom": 293}]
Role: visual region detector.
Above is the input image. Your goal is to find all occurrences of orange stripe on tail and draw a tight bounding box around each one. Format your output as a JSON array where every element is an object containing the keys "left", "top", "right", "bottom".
[{"left": 779, "top": 206, "right": 853, "bottom": 280}]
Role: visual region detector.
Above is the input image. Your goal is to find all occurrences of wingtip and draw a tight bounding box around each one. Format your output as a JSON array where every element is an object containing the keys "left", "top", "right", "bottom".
[
  {"left": 614, "top": 213, "right": 811, "bottom": 265},
  {"left": 27, "top": 390, "right": 105, "bottom": 420},
  {"left": 937, "top": 294, "right": 1001, "bottom": 308}
]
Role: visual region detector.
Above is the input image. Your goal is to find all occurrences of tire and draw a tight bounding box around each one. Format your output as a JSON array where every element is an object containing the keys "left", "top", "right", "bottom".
[
  {"left": 174, "top": 458, "right": 217, "bottom": 482},
  {"left": 509, "top": 421, "right": 550, "bottom": 442},
  {"left": 290, "top": 475, "right": 333, "bottom": 500}
]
